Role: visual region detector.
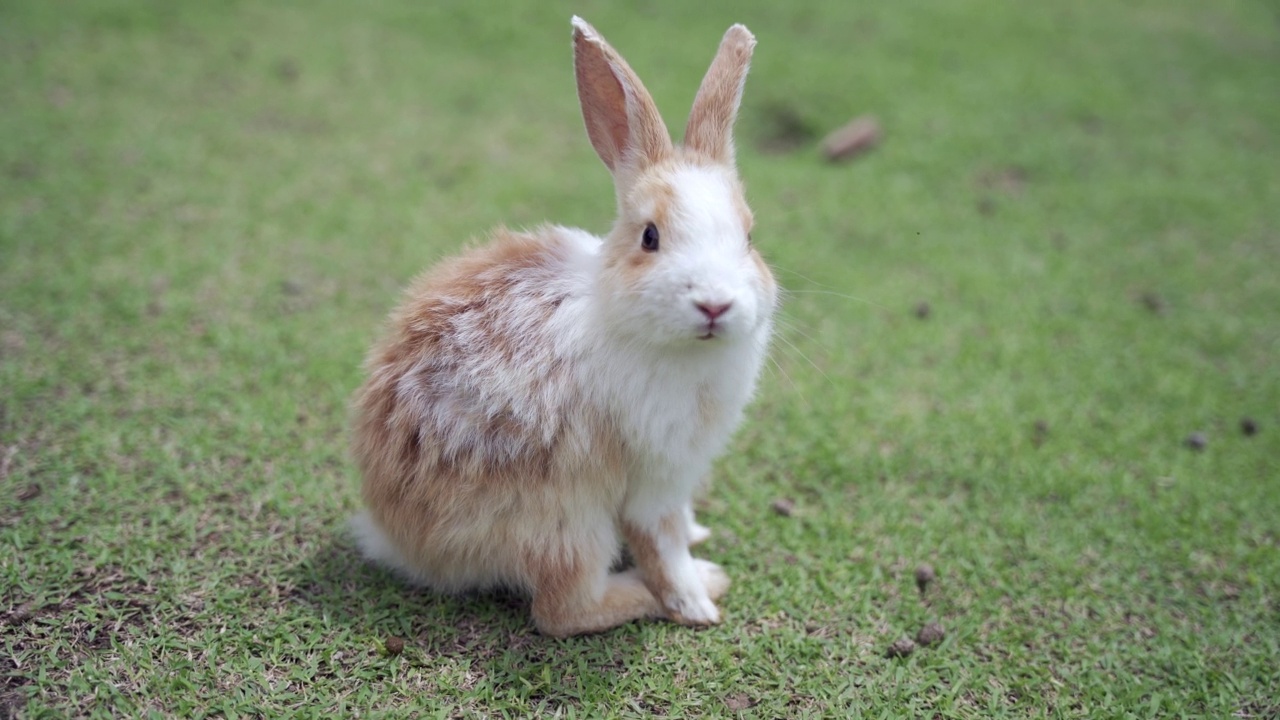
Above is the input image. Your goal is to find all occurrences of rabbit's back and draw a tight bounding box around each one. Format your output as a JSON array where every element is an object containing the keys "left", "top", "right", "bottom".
[{"left": 351, "top": 226, "right": 623, "bottom": 591}]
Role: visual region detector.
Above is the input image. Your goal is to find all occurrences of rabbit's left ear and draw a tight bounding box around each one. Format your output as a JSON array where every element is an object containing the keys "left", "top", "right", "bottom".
[
  {"left": 684, "top": 24, "right": 756, "bottom": 165},
  {"left": 573, "top": 16, "right": 672, "bottom": 174}
]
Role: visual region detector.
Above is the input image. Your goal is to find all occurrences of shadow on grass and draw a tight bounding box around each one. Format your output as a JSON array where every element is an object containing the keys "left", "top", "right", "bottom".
[
  {"left": 286, "top": 537, "right": 534, "bottom": 641},
  {"left": 284, "top": 537, "right": 655, "bottom": 693}
]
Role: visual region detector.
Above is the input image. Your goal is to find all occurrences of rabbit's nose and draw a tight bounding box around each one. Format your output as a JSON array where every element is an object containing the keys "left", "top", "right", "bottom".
[{"left": 695, "top": 301, "right": 733, "bottom": 321}]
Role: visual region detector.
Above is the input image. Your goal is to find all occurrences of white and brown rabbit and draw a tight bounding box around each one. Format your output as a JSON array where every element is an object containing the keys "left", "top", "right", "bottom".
[{"left": 350, "top": 17, "right": 776, "bottom": 636}]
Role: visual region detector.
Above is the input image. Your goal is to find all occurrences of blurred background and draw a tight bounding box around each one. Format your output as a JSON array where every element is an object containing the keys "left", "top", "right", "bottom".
[{"left": 2, "top": 0, "right": 1277, "bottom": 716}]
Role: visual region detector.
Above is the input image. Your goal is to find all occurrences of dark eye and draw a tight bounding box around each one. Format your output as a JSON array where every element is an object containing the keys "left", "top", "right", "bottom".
[{"left": 641, "top": 223, "right": 660, "bottom": 252}]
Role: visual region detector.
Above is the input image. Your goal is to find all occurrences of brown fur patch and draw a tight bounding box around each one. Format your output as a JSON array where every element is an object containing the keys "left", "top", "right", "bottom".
[
  {"left": 619, "top": 237, "right": 659, "bottom": 285},
  {"left": 623, "top": 512, "right": 685, "bottom": 607},
  {"left": 631, "top": 173, "right": 676, "bottom": 230},
  {"left": 529, "top": 553, "right": 661, "bottom": 636},
  {"left": 733, "top": 188, "right": 755, "bottom": 237},
  {"left": 749, "top": 247, "right": 777, "bottom": 296},
  {"left": 683, "top": 25, "right": 755, "bottom": 164},
  {"left": 602, "top": 215, "right": 664, "bottom": 291},
  {"left": 527, "top": 551, "right": 582, "bottom": 633},
  {"left": 603, "top": 155, "right": 756, "bottom": 292},
  {"left": 351, "top": 227, "right": 612, "bottom": 591},
  {"left": 651, "top": 150, "right": 754, "bottom": 237}
]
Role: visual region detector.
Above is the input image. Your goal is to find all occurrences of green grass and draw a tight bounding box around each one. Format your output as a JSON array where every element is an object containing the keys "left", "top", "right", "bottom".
[{"left": 2, "top": 0, "right": 1278, "bottom": 716}]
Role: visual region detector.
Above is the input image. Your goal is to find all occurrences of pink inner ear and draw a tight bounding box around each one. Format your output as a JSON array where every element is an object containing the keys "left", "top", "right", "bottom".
[
  {"left": 573, "top": 20, "right": 674, "bottom": 173},
  {"left": 575, "top": 35, "right": 629, "bottom": 171}
]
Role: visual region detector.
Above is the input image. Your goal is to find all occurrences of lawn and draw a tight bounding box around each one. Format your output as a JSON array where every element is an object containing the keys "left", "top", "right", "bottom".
[{"left": 2, "top": 0, "right": 1278, "bottom": 716}]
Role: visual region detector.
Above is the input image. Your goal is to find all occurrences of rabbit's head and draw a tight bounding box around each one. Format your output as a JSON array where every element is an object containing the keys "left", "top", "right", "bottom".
[{"left": 573, "top": 17, "right": 776, "bottom": 348}]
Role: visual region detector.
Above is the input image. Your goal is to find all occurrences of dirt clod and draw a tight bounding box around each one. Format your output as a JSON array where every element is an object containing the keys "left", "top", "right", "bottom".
[
  {"left": 383, "top": 636, "right": 405, "bottom": 656},
  {"left": 915, "top": 563, "right": 936, "bottom": 593},
  {"left": 275, "top": 58, "right": 300, "bottom": 83},
  {"left": 822, "top": 115, "right": 881, "bottom": 162},
  {"left": 16, "top": 483, "right": 40, "bottom": 502},
  {"left": 8, "top": 159, "right": 38, "bottom": 181},
  {"left": 1184, "top": 432, "right": 1207, "bottom": 451},
  {"left": 914, "top": 301, "right": 931, "bottom": 320},
  {"left": 771, "top": 498, "right": 795, "bottom": 517},
  {"left": 1240, "top": 418, "right": 1258, "bottom": 437},
  {"left": 916, "top": 621, "right": 945, "bottom": 647},
  {"left": 1139, "top": 291, "right": 1166, "bottom": 315},
  {"left": 7, "top": 602, "right": 35, "bottom": 624},
  {"left": 886, "top": 637, "right": 916, "bottom": 658},
  {"left": 1032, "top": 420, "right": 1050, "bottom": 447}
]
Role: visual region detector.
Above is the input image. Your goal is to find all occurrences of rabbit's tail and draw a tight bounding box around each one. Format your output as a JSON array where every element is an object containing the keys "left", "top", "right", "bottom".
[{"left": 349, "top": 510, "right": 421, "bottom": 581}]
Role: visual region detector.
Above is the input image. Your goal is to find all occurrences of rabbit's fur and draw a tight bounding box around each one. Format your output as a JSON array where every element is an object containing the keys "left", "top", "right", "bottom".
[{"left": 351, "top": 17, "right": 776, "bottom": 636}]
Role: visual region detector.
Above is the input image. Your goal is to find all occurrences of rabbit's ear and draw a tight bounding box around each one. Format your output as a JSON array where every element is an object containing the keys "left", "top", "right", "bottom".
[
  {"left": 683, "top": 25, "right": 756, "bottom": 165},
  {"left": 573, "top": 17, "right": 672, "bottom": 173}
]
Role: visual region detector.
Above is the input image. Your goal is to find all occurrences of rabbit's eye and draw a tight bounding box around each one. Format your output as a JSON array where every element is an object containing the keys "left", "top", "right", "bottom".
[{"left": 641, "top": 223, "right": 660, "bottom": 252}]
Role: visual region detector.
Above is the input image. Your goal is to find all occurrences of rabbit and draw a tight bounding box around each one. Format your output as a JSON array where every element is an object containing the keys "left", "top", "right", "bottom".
[{"left": 349, "top": 16, "right": 776, "bottom": 637}]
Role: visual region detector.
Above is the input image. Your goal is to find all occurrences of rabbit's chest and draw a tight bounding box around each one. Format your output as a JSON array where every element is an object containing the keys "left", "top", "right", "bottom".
[{"left": 609, "top": 358, "right": 754, "bottom": 467}]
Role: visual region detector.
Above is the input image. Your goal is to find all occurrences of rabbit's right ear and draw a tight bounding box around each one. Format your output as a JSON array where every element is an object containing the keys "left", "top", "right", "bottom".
[
  {"left": 572, "top": 17, "right": 672, "bottom": 173},
  {"left": 684, "top": 24, "right": 755, "bottom": 166}
]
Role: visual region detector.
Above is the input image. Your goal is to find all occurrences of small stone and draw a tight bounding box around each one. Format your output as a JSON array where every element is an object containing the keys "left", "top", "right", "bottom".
[
  {"left": 383, "top": 636, "right": 404, "bottom": 656},
  {"left": 916, "top": 622, "right": 945, "bottom": 647},
  {"left": 16, "top": 483, "right": 40, "bottom": 502},
  {"left": 771, "top": 498, "right": 795, "bottom": 517},
  {"left": 1240, "top": 418, "right": 1258, "bottom": 437},
  {"left": 915, "top": 563, "right": 936, "bottom": 593},
  {"left": 1184, "top": 432, "right": 1207, "bottom": 451},
  {"left": 821, "top": 115, "right": 881, "bottom": 162},
  {"left": 885, "top": 637, "right": 916, "bottom": 658},
  {"left": 914, "top": 301, "right": 931, "bottom": 320}
]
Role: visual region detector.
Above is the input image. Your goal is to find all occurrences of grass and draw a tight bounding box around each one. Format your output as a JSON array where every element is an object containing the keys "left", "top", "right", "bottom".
[{"left": 2, "top": 0, "right": 1278, "bottom": 716}]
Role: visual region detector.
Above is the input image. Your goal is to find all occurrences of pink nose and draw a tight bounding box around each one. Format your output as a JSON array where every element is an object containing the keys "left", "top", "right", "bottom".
[{"left": 696, "top": 301, "right": 732, "bottom": 321}]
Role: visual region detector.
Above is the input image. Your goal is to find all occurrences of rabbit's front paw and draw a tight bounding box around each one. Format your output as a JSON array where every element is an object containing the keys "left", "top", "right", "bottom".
[{"left": 665, "top": 588, "right": 721, "bottom": 627}]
